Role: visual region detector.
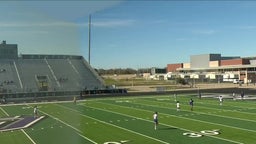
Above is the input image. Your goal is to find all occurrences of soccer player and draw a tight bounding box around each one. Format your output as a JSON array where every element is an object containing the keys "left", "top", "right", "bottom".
[
  {"left": 153, "top": 112, "right": 158, "bottom": 130},
  {"left": 34, "top": 105, "right": 38, "bottom": 118},
  {"left": 173, "top": 93, "right": 177, "bottom": 102},
  {"left": 219, "top": 95, "right": 223, "bottom": 105},
  {"left": 73, "top": 96, "right": 77, "bottom": 104},
  {"left": 241, "top": 91, "right": 244, "bottom": 100},
  {"left": 189, "top": 98, "right": 194, "bottom": 111},
  {"left": 198, "top": 92, "right": 202, "bottom": 99},
  {"left": 176, "top": 101, "right": 180, "bottom": 111},
  {"left": 232, "top": 92, "right": 236, "bottom": 100}
]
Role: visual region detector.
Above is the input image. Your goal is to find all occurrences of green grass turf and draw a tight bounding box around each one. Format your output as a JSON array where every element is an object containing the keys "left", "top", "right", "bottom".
[{"left": 0, "top": 94, "right": 255, "bottom": 144}]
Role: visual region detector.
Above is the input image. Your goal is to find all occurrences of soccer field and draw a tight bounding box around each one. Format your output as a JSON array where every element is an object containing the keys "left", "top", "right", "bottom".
[{"left": 0, "top": 94, "right": 256, "bottom": 144}]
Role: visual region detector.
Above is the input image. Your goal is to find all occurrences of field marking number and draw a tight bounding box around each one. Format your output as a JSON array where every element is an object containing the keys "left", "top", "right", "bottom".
[
  {"left": 104, "top": 140, "right": 129, "bottom": 144},
  {"left": 183, "top": 129, "right": 220, "bottom": 138}
]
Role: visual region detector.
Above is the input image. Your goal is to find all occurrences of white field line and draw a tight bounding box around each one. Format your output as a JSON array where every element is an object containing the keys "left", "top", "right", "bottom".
[
  {"left": 193, "top": 99, "right": 256, "bottom": 111},
  {"left": 90, "top": 101, "right": 244, "bottom": 144},
  {"left": 76, "top": 132, "right": 98, "bottom": 144},
  {"left": 0, "top": 116, "right": 44, "bottom": 132},
  {"left": 0, "top": 105, "right": 37, "bottom": 144},
  {"left": 102, "top": 100, "right": 256, "bottom": 133},
  {"left": 136, "top": 99, "right": 256, "bottom": 123},
  {"left": 84, "top": 95, "right": 178, "bottom": 102},
  {"left": 160, "top": 94, "right": 256, "bottom": 110},
  {"left": 0, "top": 100, "right": 73, "bottom": 107},
  {"left": 0, "top": 121, "right": 5, "bottom": 125},
  {"left": 139, "top": 96, "right": 256, "bottom": 117},
  {"left": 24, "top": 116, "right": 45, "bottom": 128},
  {"left": 84, "top": 94, "right": 255, "bottom": 109},
  {"left": 194, "top": 104, "right": 256, "bottom": 116},
  {"left": 28, "top": 106, "right": 97, "bottom": 144},
  {"left": 36, "top": 110, "right": 83, "bottom": 133},
  {"left": 96, "top": 99, "right": 256, "bottom": 134},
  {"left": 21, "top": 129, "right": 36, "bottom": 144},
  {"left": 56, "top": 104, "right": 170, "bottom": 144},
  {"left": 87, "top": 95, "right": 256, "bottom": 116},
  {"left": 0, "top": 107, "right": 9, "bottom": 116}
]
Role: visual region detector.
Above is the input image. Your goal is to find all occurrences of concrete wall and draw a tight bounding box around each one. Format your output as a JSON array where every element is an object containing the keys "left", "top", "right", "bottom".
[
  {"left": 183, "top": 63, "right": 190, "bottom": 68},
  {"left": 191, "top": 54, "right": 209, "bottom": 68},
  {"left": 190, "top": 54, "right": 221, "bottom": 68},
  {"left": 250, "top": 60, "right": 256, "bottom": 65},
  {"left": 209, "top": 61, "right": 219, "bottom": 67}
]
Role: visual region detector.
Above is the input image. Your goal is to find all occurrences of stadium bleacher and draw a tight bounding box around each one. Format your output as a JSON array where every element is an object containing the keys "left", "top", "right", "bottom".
[
  {"left": 0, "top": 55, "right": 104, "bottom": 93},
  {"left": 0, "top": 41, "right": 125, "bottom": 102}
]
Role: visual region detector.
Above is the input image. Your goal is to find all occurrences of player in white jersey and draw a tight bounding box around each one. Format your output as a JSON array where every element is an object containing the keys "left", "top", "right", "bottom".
[
  {"left": 176, "top": 101, "right": 180, "bottom": 111},
  {"left": 219, "top": 95, "right": 223, "bottom": 105},
  {"left": 153, "top": 112, "right": 158, "bottom": 130},
  {"left": 34, "top": 105, "right": 38, "bottom": 118}
]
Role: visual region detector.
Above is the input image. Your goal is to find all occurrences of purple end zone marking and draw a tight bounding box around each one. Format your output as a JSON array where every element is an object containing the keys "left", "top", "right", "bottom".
[
  {"left": 0, "top": 116, "right": 45, "bottom": 132},
  {"left": 6, "top": 116, "right": 36, "bottom": 129}
]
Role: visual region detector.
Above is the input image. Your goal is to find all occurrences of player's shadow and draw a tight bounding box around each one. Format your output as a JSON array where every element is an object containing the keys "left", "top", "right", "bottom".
[{"left": 159, "top": 127, "right": 177, "bottom": 130}]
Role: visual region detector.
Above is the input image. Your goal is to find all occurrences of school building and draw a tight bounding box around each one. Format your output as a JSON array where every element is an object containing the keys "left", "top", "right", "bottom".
[{"left": 166, "top": 54, "right": 256, "bottom": 83}]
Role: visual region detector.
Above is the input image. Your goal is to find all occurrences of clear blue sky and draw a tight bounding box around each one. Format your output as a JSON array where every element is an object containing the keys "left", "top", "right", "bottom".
[{"left": 1, "top": 1, "right": 256, "bottom": 69}]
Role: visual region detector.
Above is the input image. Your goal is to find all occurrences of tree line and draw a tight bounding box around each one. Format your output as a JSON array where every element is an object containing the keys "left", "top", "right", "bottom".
[{"left": 95, "top": 68, "right": 151, "bottom": 75}]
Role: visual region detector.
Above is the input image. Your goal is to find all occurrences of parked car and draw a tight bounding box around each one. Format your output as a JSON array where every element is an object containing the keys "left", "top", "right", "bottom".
[{"left": 233, "top": 79, "right": 244, "bottom": 84}]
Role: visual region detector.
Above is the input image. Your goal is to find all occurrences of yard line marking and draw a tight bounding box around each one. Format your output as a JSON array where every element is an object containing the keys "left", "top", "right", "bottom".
[
  {"left": 144, "top": 100, "right": 256, "bottom": 122},
  {"left": 25, "top": 105, "right": 82, "bottom": 133},
  {"left": 119, "top": 100, "right": 256, "bottom": 133},
  {"left": 92, "top": 101, "right": 244, "bottom": 144},
  {"left": 83, "top": 95, "right": 187, "bottom": 103},
  {"left": 192, "top": 103, "right": 256, "bottom": 115},
  {"left": 192, "top": 97, "right": 256, "bottom": 109},
  {"left": 25, "top": 105, "right": 97, "bottom": 144},
  {"left": 137, "top": 99, "right": 256, "bottom": 123},
  {"left": 56, "top": 104, "right": 169, "bottom": 144},
  {"left": 188, "top": 97, "right": 256, "bottom": 112},
  {"left": 39, "top": 110, "right": 97, "bottom": 144},
  {"left": 76, "top": 132, "right": 98, "bottom": 144},
  {"left": 21, "top": 129, "right": 36, "bottom": 144},
  {"left": 0, "top": 121, "right": 5, "bottom": 125},
  {"left": 40, "top": 110, "right": 79, "bottom": 131},
  {"left": 0, "top": 107, "right": 9, "bottom": 116}
]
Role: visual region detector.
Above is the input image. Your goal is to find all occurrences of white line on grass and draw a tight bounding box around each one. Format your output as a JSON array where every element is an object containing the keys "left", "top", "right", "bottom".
[
  {"left": 0, "top": 107, "right": 9, "bottom": 116},
  {"left": 56, "top": 104, "right": 170, "bottom": 144},
  {"left": 0, "top": 106, "right": 37, "bottom": 144},
  {"left": 21, "top": 129, "right": 36, "bottom": 144},
  {"left": 5, "top": 109, "right": 38, "bottom": 144},
  {"left": 199, "top": 105, "right": 256, "bottom": 116},
  {"left": 92, "top": 101, "right": 244, "bottom": 144},
  {"left": 103, "top": 102, "right": 256, "bottom": 132},
  {"left": 39, "top": 110, "right": 97, "bottom": 144},
  {"left": 25, "top": 105, "right": 97, "bottom": 144},
  {"left": 76, "top": 132, "right": 98, "bottom": 144},
  {"left": 186, "top": 101, "right": 256, "bottom": 116},
  {"left": 136, "top": 99, "right": 256, "bottom": 123},
  {"left": 192, "top": 95, "right": 256, "bottom": 108}
]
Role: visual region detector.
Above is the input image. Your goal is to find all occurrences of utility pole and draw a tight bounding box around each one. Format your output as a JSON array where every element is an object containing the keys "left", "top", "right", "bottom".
[{"left": 88, "top": 14, "right": 91, "bottom": 65}]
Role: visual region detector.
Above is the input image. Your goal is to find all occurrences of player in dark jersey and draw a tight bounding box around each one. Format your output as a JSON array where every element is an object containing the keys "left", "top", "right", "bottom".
[{"left": 189, "top": 98, "right": 194, "bottom": 111}]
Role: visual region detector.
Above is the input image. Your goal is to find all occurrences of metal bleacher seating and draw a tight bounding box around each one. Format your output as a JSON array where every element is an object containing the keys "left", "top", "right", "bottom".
[{"left": 0, "top": 55, "right": 105, "bottom": 94}]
